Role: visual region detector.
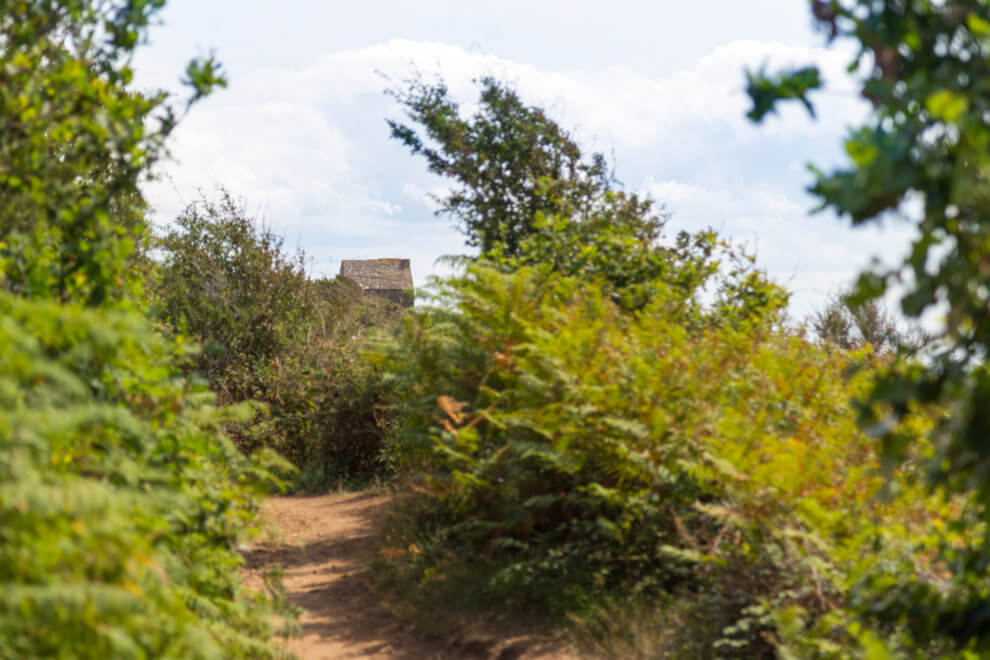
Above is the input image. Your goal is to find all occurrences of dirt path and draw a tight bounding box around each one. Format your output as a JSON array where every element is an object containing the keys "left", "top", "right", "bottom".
[{"left": 245, "top": 492, "right": 576, "bottom": 660}]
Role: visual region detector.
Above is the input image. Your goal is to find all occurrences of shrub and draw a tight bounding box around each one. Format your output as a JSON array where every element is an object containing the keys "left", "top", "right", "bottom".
[
  {"left": 0, "top": 292, "right": 296, "bottom": 658},
  {"left": 0, "top": 3, "right": 295, "bottom": 655},
  {"left": 372, "top": 263, "right": 951, "bottom": 656},
  {"left": 155, "top": 191, "right": 313, "bottom": 385},
  {"left": 155, "top": 192, "right": 403, "bottom": 487}
]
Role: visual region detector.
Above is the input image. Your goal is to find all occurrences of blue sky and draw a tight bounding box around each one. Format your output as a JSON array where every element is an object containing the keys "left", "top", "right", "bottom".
[{"left": 134, "top": 1, "right": 918, "bottom": 319}]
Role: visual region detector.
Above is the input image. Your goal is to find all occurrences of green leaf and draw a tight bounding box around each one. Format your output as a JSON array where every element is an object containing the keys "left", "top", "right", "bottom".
[
  {"left": 745, "top": 66, "right": 822, "bottom": 122},
  {"left": 925, "top": 90, "right": 969, "bottom": 122}
]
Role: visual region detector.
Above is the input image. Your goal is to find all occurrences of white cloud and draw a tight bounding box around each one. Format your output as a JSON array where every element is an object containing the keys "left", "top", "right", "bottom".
[
  {"left": 142, "top": 37, "right": 899, "bottom": 313},
  {"left": 238, "top": 38, "right": 860, "bottom": 149},
  {"left": 400, "top": 182, "right": 449, "bottom": 210},
  {"left": 643, "top": 175, "right": 919, "bottom": 321},
  {"left": 368, "top": 201, "right": 402, "bottom": 216},
  {"left": 146, "top": 101, "right": 353, "bottom": 224}
]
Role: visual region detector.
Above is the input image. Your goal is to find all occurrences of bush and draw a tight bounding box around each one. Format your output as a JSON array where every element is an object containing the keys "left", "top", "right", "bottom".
[
  {"left": 155, "top": 191, "right": 403, "bottom": 488},
  {"left": 155, "top": 191, "right": 313, "bottom": 385},
  {"left": 372, "top": 263, "right": 952, "bottom": 656},
  {"left": 0, "top": 3, "right": 296, "bottom": 655},
  {"left": 0, "top": 292, "right": 296, "bottom": 658}
]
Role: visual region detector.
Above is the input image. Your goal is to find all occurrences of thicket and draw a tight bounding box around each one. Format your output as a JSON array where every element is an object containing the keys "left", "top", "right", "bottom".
[
  {"left": 154, "top": 191, "right": 404, "bottom": 488},
  {"left": 372, "top": 75, "right": 966, "bottom": 656},
  {"left": 1, "top": 1, "right": 295, "bottom": 656},
  {"left": 375, "top": 263, "right": 956, "bottom": 656}
]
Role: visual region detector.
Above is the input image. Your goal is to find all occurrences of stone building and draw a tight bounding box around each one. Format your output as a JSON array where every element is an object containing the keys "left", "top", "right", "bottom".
[{"left": 338, "top": 258, "right": 414, "bottom": 308}]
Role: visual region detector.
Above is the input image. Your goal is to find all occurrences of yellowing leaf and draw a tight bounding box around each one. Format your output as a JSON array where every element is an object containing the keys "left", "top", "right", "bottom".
[
  {"left": 437, "top": 395, "right": 468, "bottom": 424},
  {"left": 968, "top": 13, "right": 990, "bottom": 37},
  {"left": 925, "top": 90, "right": 969, "bottom": 122},
  {"left": 845, "top": 138, "right": 878, "bottom": 167},
  {"left": 123, "top": 579, "right": 143, "bottom": 597},
  {"left": 694, "top": 501, "right": 743, "bottom": 523},
  {"left": 379, "top": 546, "right": 407, "bottom": 560}
]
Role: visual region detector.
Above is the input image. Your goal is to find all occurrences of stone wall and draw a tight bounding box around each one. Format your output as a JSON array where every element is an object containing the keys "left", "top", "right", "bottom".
[
  {"left": 365, "top": 288, "right": 413, "bottom": 308},
  {"left": 338, "top": 258, "right": 414, "bottom": 308}
]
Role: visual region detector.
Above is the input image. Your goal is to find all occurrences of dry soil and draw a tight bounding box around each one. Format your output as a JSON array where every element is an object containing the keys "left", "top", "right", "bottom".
[{"left": 245, "top": 492, "right": 576, "bottom": 660}]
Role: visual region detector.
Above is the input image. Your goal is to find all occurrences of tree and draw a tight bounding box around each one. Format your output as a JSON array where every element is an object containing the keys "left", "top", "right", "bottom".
[
  {"left": 0, "top": 0, "right": 225, "bottom": 306},
  {"left": 811, "top": 288, "right": 928, "bottom": 353},
  {"left": 387, "top": 75, "right": 612, "bottom": 257},
  {"left": 390, "top": 75, "right": 787, "bottom": 317},
  {"left": 746, "top": 0, "right": 990, "bottom": 650},
  {"left": 156, "top": 190, "right": 312, "bottom": 383}
]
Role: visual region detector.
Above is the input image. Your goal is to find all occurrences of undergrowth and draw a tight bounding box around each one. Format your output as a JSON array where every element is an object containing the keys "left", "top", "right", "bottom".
[
  {"left": 369, "top": 263, "right": 957, "bottom": 657},
  {"left": 154, "top": 191, "right": 405, "bottom": 490},
  {"left": 0, "top": 292, "right": 299, "bottom": 658}
]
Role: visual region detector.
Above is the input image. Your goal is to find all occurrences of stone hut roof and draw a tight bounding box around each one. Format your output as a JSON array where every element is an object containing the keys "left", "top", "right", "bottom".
[{"left": 339, "top": 258, "right": 414, "bottom": 307}]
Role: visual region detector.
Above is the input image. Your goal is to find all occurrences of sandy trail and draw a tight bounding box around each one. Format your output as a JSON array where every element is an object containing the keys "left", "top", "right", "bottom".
[{"left": 245, "top": 492, "right": 575, "bottom": 660}]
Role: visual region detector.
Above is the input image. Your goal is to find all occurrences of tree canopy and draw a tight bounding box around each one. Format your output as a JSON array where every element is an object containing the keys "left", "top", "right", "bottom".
[
  {"left": 387, "top": 75, "right": 613, "bottom": 257},
  {"left": 0, "top": 0, "right": 225, "bottom": 306}
]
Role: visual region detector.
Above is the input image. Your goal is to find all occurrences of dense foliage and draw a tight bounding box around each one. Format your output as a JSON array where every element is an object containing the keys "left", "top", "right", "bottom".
[
  {"left": 489, "top": 197, "right": 726, "bottom": 313},
  {"left": 747, "top": 0, "right": 990, "bottom": 651},
  {"left": 10, "top": 0, "right": 988, "bottom": 655},
  {"left": 0, "top": 0, "right": 222, "bottom": 305},
  {"left": 0, "top": 292, "right": 294, "bottom": 658},
  {"left": 156, "top": 191, "right": 313, "bottom": 386},
  {"left": 373, "top": 262, "right": 954, "bottom": 656},
  {"left": 0, "top": 1, "right": 295, "bottom": 656},
  {"left": 369, "top": 70, "right": 990, "bottom": 657},
  {"left": 155, "top": 191, "right": 403, "bottom": 487}
]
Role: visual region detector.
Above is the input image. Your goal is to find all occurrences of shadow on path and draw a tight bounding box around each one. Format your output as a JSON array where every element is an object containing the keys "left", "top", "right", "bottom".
[{"left": 245, "top": 492, "right": 571, "bottom": 660}]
